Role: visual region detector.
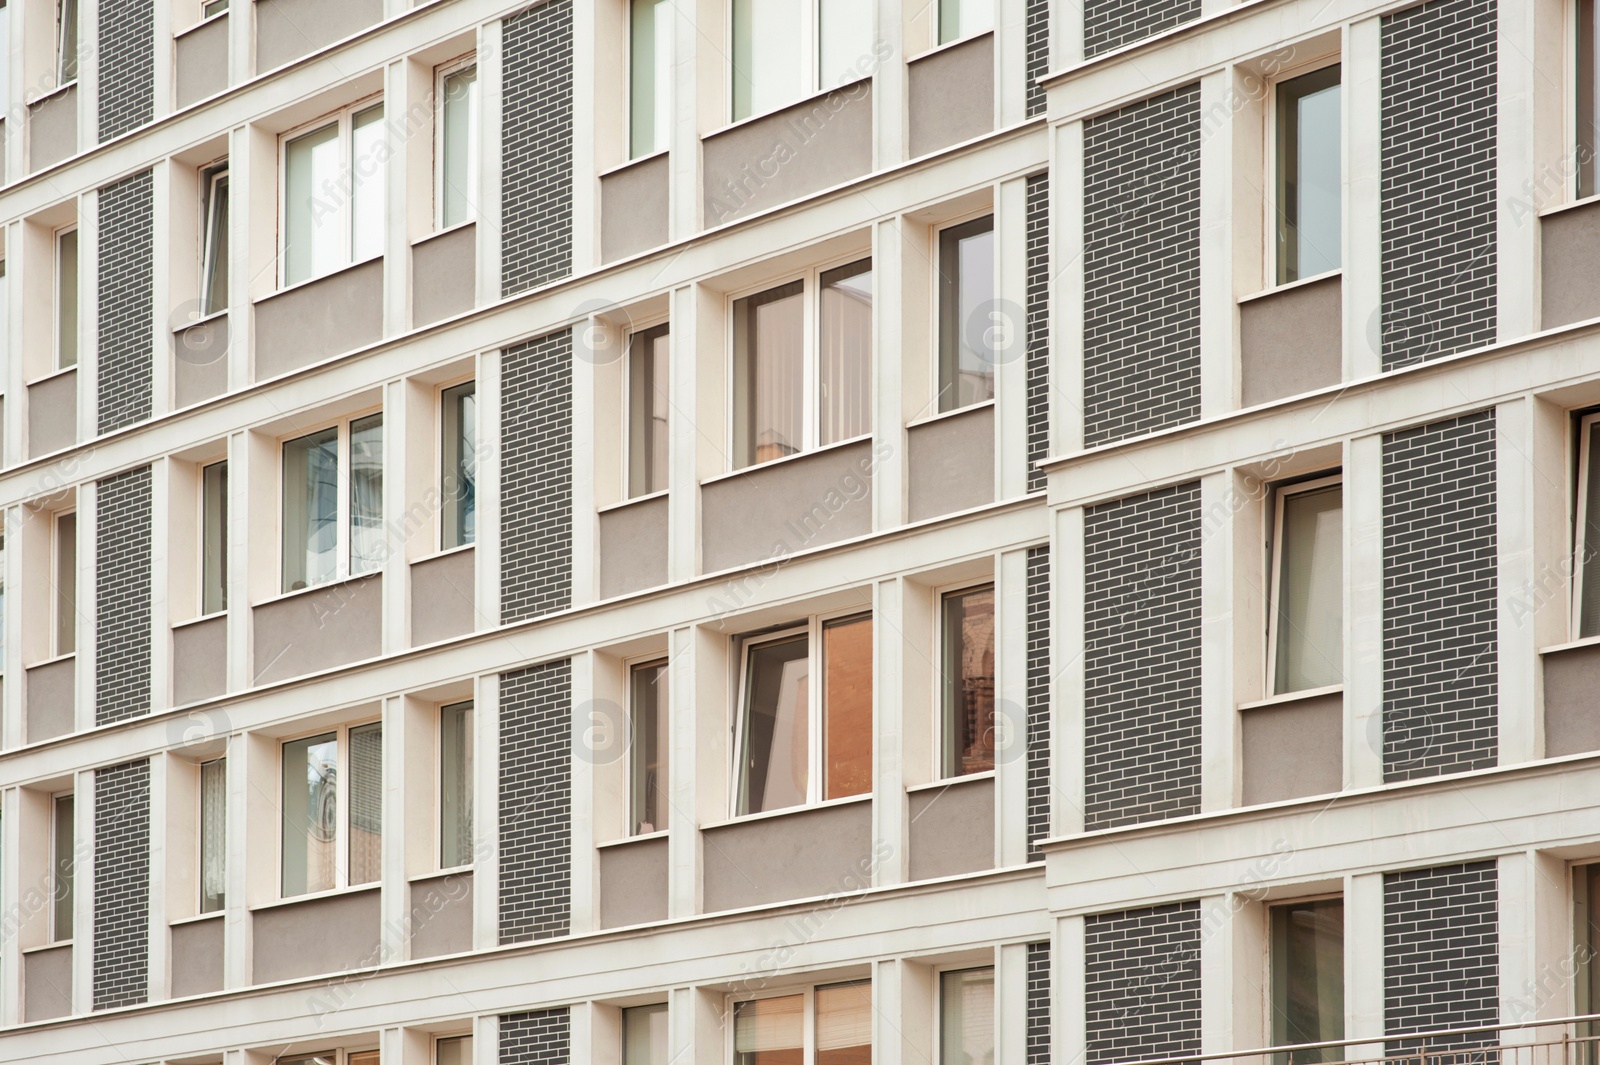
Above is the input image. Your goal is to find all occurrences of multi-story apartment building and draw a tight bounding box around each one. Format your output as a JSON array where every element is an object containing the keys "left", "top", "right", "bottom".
[{"left": 1, "top": 0, "right": 1599, "bottom": 1061}]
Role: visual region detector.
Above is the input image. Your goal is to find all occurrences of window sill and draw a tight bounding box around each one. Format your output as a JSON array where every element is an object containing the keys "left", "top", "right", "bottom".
[
  {"left": 1238, "top": 683, "right": 1343, "bottom": 711},
  {"left": 25, "top": 364, "right": 78, "bottom": 390},
  {"left": 25, "top": 651, "right": 76, "bottom": 670},
  {"left": 906, "top": 27, "right": 994, "bottom": 66},
  {"left": 263, "top": 254, "right": 384, "bottom": 302},
  {"left": 23, "top": 940, "right": 72, "bottom": 954},
  {"left": 411, "top": 541, "right": 475, "bottom": 566},
  {"left": 1238, "top": 268, "right": 1342, "bottom": 305},
  {"left": 252, "top": 882, "right": 379, "bottom": 913},
  {"left": 256, "top": 569, "right": 380, "bottom": 609},
  {"left": 170, "top": 910, "right": 224, "bottom": 927},
  {"left": 704, "top": 433, "right": 876, "bottom": 487},
  {"left": 417, "top": 219, "right": 476, "bottom": 247},
  {"left": 705, "top": 77, "right": 872, "bottom": 140},
  {"left": 174, "top": 610, "right": 226, "bottom": 631},
  {"left": 906, "top": 770, "right": 995, "bottom": 794},
  {"left": 598, "top": 489, "right": 668, "bottom": 515},
  {"left": 174, "top": 307, "right": 228, "bottom": 334},
  {"left": 177, "top": 9, "right": 228, "bottom": 38},
  {"left": 410, "top": 866, "right": 473, "bottom": 883},
  {"left": 1539, "top": 634, "right": 1600, "bottom": 656},
  {"left": 1539, "top": 192, "right": 1600, "bottom": 219},
  {"left": 702, "top": 792, "right": 870, "bottom": 832},
  {"left": 27, "top": 81, "right": 77, "bottom": 108},
  {"left": 600, "top": 148, "right": 668, "bottom": 179},
  {"left": 597, "top": 829, "right": 668, "bottom": 849},
  {"left": 906, "top": 398, "right": 995, "bottom": 431}
]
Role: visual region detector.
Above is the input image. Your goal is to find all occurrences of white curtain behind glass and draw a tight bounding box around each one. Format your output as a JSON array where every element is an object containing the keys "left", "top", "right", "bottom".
[
  {"left": 200, "top": 758, "right": 227, "bottom": 912},
  {"left": 732, "top": 0, "right": 805, "bottom": 121},
  {"left": 819, "top": 262, "right": 872, "bottom": 446},
  {"left": 350, "top": 105, "right": 386, "bottom": 263},
  {"left": 284, "top": 124, "right": 341, "bottom": 286},
  {"left": 1274, "top": 485, "right": 1343, "bottom": 693},
  {"left": 349, "top": 415, "right": 384, "bottom": 574},
  {"left": 818, "top": 0, "right": 873, "bottom": 90}
]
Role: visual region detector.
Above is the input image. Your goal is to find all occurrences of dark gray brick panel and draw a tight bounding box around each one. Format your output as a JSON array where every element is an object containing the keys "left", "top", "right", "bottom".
[
  {"left": 1025, "top": 543, "right": 1050, "bottom": 860},
  {"left": 1085, "top": 901, "right": 1201, "bottom": 1064},
  {"left": 97, "top": 170, "right": 155, "bottom": 432},
  {"left": 1084, "top": 483, "right": 1203, "bottom": 829},
  {"left": 1384, "top": 861, "right": 1499, "bottom": 1048},
  {"left": 1379, "top": 0, "right": 1497, "bottom": 369},
  {"left": 1025, "top": 172, "right": 1050, "bottom": 493},
  {"left": 500, "top": 329, "right": 573, "bottom": 623},
  {"left": 95, "top": 465, "right": 153, "bottom": 725},
  {"left": 1084, "top": 0, "right": 1199, "bottom": 59},
  {"left": 499, "top": 659, "right": 572, "bottom": 944},
  {"left": 97, "top": 0, "right": 155, "bottom": 139},
  {"left": 501, "top": 0, "right": 575, "bottom": 296},
  {"left": 500, "top": 1008, "right": 571, "bottom": 1065},
  {"left": 1382, "top": 409, "right": 1497, "bottom": 781},
  {"left": 93, "top": 758, "right": 150, "bottom": 1010},
  {"left": 1024, "top": 0, "right": 1049, "bottom": 118},
  {"left": 1027, "top": 939, "right": 1051, "bottom": 1064},
  {"left": 1083, "top": 85, "right": 1201, "bottom": 447}
]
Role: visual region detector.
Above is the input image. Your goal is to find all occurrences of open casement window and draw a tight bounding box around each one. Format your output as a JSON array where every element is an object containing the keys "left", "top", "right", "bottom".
[
  {"left": 56, "top": 0, "right": 77, "bottom": 82},
  {"left": 200, "top": 163, "right": 230, "bottom": 317},
  {"left": 629, "top": 0, "right": 671, "bottom": 158},
  {"left": 730, "top": 0, "right": 874, "bottom": 122},
  {"left": 629, "top": 659, "right": 669, "bottom": 835},
  {"left": 53, "top": 510, "right": 76, "bottom": 656},
  {"left": 624, "top": 1004, "right": 668, "bottom": 1064},
  {"left": 938, "top": 966, "right": 994, "bottom": 1065},
  {"left": 280, "top": 412, "right": 384, "bottom": 593},
  {"left": 435, "top": 1035, "right": 472, "bottom": 1065},
  {"left": 1267, "top": 476, "right": 1343, "bottom": 695},
  {"left": 199, "top": 757, "right": 227, "bottom": 913},
  {"left": 732, "top": 258, "right": 873, "bottom": 469},
  {"left": 280, "top": 723, "right": 383, "bottom": 898},
  {"left": 941, "top": 583, "right": 996, "bottom": 778},
  {"left": 440, "top": 381, "right": 477, "bottom": 550},
  {"left": 439, "top": 700, "right": 474, "bottom": 869},
  {"left": 55, "top": 225, "right": 78, "bottom": 370},
  {"left": 1581, "top": 1, "right": 1600, "bottom": 199},
  {"left": 281, "top": 100, "right": 386, "bottom": 287},
  {"left": 437, "top": 59, "right": 479, "bottom": 229},
  {"left": 936, "top": 215, "right": 996, "bottom": 413},
  {"left": 1269, "top": 898, "right": 1345, "bottom": 1063},
  {"left": 1577, "top": 865, "right": 1600, "bottom": 1030},
  {"left": 201, "top": 459, "right": 229, "bottom": 614},
  {"left": 1574, "top": 413, "right": 1600, "bottom": 639},
  {"left": 734, "top": 612, "right": 872, "bottom": 817},
  {"left": 628, "top": 324, "right": 670, "bottom": 498},
  {"left": 732, "top": 980, "right": 872, "bottom": 1064},
  {"left": 51, "top": 792, "right": 74, "bottom": 941},
  {"left": 1274, "top": 64, "right": 1342, "bottom": 285}
]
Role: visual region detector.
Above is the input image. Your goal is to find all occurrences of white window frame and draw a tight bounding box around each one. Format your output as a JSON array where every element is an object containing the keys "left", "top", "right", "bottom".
[
  {"left": 199, "top": 160, "right": 230, "bottom": 318},
  {"left": 627, "top": 0, "right": 671, "bottom": 159},
  {"left": 1264, "top": 892, "right": 1345, "bottom": 1047},
  {"left": 198, "top": 456, "right": 228, "bottom": 617},
  {"left": 935, "top": 577, "right": 998, "bottom": 781},
  {"left": 51, "top": 508, "right": 75, "bottom": 657},
  {"left": 936, "top": 0, "right": 995, "bottom": 45},
  {"left": 726, "top": 0, "right": 876, "bottom": 123},
  {"left": 436, "top": 375, "right": 477, "bottom": 552},
  {"left": 435, "top": 698, "right": 474, "bottom": 872},
  {"left": 626, "top": 653, "right": 669, "bottom": 837},
  {"left": 49, "top": 789, "right": 75, "bottom": 943},
  {"left": 1575, "top": 412, "right": 1600, "bottom": 638},
  {"left": 200, "top": 0, "right": 228, "bottom": 21},
  {"left": 280, "top": 1050, "right": 382, "bottom": 1065},
  {"left": 1265, "top": 472, "right": 1343, "bottom": 696},
  {"left": 55, "top": 0, "right": 77, "bottom": 84},
  {"left": 1265, "top": 53, "right": 1343, "bottom": 288},
  {"left": 276, "top": 95, "right": 384, "bottom": 289},
  {"left": 434, "top": 54, "right": 479, "bottom": 231},
  {"left": 932, "top": 962, "right": 996, "bottom": 1065},
  {"left": 623, "top": 316, "right": 671, "bottom": 499},
  {"left": 433, "top": 1032, "right": 474, "bottom": 1065},
  {"left": 725, "top": 980, "right": 871, "bottom": 1064},
  {"left": 277, "top": 721, "right": 382, "bottom": 899},
  {"left": 53, "top": 223, "right": 77, "bottom": 371},
  {"left": 276, "top": 406, "right": 383, "bottom": 594}
]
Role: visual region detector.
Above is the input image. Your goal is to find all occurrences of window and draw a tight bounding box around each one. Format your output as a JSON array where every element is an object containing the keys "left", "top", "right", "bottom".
[
  {"left": 941, "top": 584, "right": 995, "bottom": 778},
  {"left": 0, "top": 257, "right": 8, "bottom": 379},
  {"left": 436, "top": 1034, "right": 473, "bottom": 1065},
  {"left": 200, "top": 163, "right": 230, "bottom": 317},
  {"left": 1268, "top": 476, "right": 1342, "bottom": 695},
  {"left": 437, "top": 61, "right": 479, "bottom": 229},
  {"left": 623, "top": 1004, "right": 668, "bottom": 1064},
  {"left": 199, "top": 757, "right": 226, "bottom": 913},
  {"left": 628, "top": 324, "right": 670, "bottom": 497},
  {"left": 938, "top": 967, "right": 994, "bottom": 1065},
  {"left": 938, "top": 0, "right": 993, "bottom": 44},
  {"left": 51, "top": 793, "right": 74, "bottom": 941},
  {"left": 734, "top": 612, "right": 872, "bottom": 816},
  {"left": 936, "top": 215, "right": 995, "bottom": 412},
  {"left": 0, "top": 533, "right": 7, "bottom": 666},
  {"left": 281, "top": 100, "right": 386, "bottom": 287},
  {"left": 56, "top": 0, "right": 77, "bottom": 82},
  {"left": 281, "top": 412, "right": 384, "bottom": 593},
  {"left": 0, "top": 3, "right": 9, "bottom": 116},
  {"left": 53, "top": 510, "right": 76, "bottom": 656},
  {"left": 1581, "top": 1, "right": 1600, "bottom": 199},
  {"left": 732, "top": 258, "right": 872, "bottom": 469},
  {"left": 730, "top": 0, "right": 873, "bottom": 122},
  {"left": 629, "top": 660, "right": 668, "bottom": 834},
  {"left": 439, "top": 700, "right": 474, "bottom": 868},
  {"left": 281, "top": 722, "right": 383, "bottom": 898},
  {"left": 55, "top": 225, "right": 78, "bottom": 370},
  {"left": 629, "top": 0, "right": 670, "bottom": 158},
  {"left": 1576, "top": 865, "right": 1600, "bottom": 1025},
  {"left": 733, "top": 980, "right": 871, "bottom": 1064},
  {"left": 281, "top": 1053, "right": 380, "bottom": 1065},
  {"left": 1274, "top": 65, "right": 1342, "bottom": 284},
  {"left": 201, "top": 460, "right": 228, "bottom": 615},
  {"left": 1574, "top": 413, "right": 1600, "bottom": 638},
  {"left": 1269, "top": 898, "right": 1344, "bottom": 1061},
  {"left": 202, "top": 0, "right": 227, "bottom": 17},
  {"left": 440, "top": 382, "right": 476, "bottom": 549}
]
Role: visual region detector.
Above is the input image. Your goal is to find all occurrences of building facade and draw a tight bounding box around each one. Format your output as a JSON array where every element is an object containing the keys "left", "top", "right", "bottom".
[{"left": 0, "top": 0, "right": 1597, "bottom": 1062}]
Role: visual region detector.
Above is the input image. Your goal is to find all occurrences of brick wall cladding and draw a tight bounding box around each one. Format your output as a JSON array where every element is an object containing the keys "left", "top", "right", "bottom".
[
  {"left": 1025, "top": 544, "right": 1051, "bottom": 860},
  {"left": 1024, "top": 0, "right": 1049, "bottom": 117},
  {"left": 92, "top": 758, "right": 150, "bottom": 1010},
  {"left": 1085, "top": 901, "right": 1202, "bottom": 1064},
  {"left": 501, "top": 0, "right": 574, "bottom": 296},
  {"left": 500, "top": 1008, "right": 570, "bottom": 1065},
  {"left": 1025, "top": 173, "right": 1050, "bottom": 493},
  {"left": 1083, "top": 0, "right": 1199, "bottom": 59},
  {"left": 1083, "top": 482, "right": 1203, "bottom": 829},
  {"left": 1379, "top": 0, "right": 1498, "bottom": 369},
  {"left": 1381, "top": 409, "right": 1498, "bottom": 781},
  {"left": 498, "top": 659, "right": 572, "bottom": 944},
  {"left": 1082, "top": 85, "right": 1201, "bottom": 447},
  {"left": 500, "top": 329, "right": 573, "bottom": 623},
  {"left": 1026, "top": 940, "right": 1051, "bottom": 1065},
  {"left": 1384, "top": 861, "right": 1499, "bottom": 1048},
  {"left": 97, "top": 170, "right": 156, "bottom": 432},
  {"left": 95, "top": 465, "right": 153, "bottom": 725},
  {"left": 96, "top": 0, "right": 155, "bottom": 139}
]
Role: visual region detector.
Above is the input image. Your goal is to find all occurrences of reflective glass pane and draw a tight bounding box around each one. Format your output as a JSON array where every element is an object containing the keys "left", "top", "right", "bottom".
[
  {"left": 442, "top": 382, "right": 477, "bottom": 548},
  {"left": 734, "top": 281, "right": 805, "bottom": 468},
  {"left": 437, "top": 1036, "right": 473, "bottom": 1065},
  {"left": 55, "top": 512, "right": 76, "bottom": 655},
  {"left": 441, "top": 67, "right": 478, "bottom": 226},
  {"left": 938, "top": 217, "right": 995, "bottom": 412},
  {"left": 939, "top": 967, "right": 995, "bottom": 1065},
  {"left": 200, "top": 758, "right": 227, "bottom": 913},
  {"left": 1273, "top": 484, "right": 1343, "bottom": 693},
  {"left": 630, "top": 661, "right": 669, "bottom": 834},
  {"left": 731, "top": 0, "right": 805, "bottom": 121},
  {"left": 942, "top": 586, "right": 996, "bottom": 776},
  {"left": 817, "top": 981, "right": 872, "bottom": 1065},
  {"left": 822, "top": 615, "right": 872, "bottom": 800},
  {"left": 733, "top": 995, "right": 804, "bottom": 1065},
  {"left": 819, "top": 0, "right": 874, "bottom": 90},
  {"left": 1270, "top": 899, "right": 1345, "bottom": 1062},
  {"left": 284, "top": 122, "right": 341, "bottom": 285},
  {"left": 1582, "top": 0, "right": 1600, "bottom": 199},
  {"left": 348, "top": 722, "right": 383, "bottom": 885},
  {"left": 52, "top": 795, "right": 74, "bottom": 940},
  {"left": 202, "top": 460, "right": 228, "bottom": 615},
  {"left": 629, "top": 0, "right": 670, "bottom": 158},
  {"left": 281, "top": 733, "right": 337, "bottom": 897},
  {"left": 1579, "top": 422, "right": 1600, "bottom": 638},
  {"left": 737, "top": 634, "right": 810, "bottom": 815},
  {"left": 623, "top": 1004, "right": 668, "bottom": 1065},
  {"left": 939, "top": 0, "right": 992, "bottom": 43},
  {"left": 628, "top": 326, "right": 670, "bottom": 497},
  {"left": 57, "top": 228, "right": 78, "bottom": 369},
  {"left": 1277, "top": 67, "right": 1342, "bottom": 283},
  {"left": 57, "top": 0, "right": 77, "bottom": 80},
  {"left": 349, "top": 413, "right": 385, "bottom": 575},
  {"left": 351, "top": 104, "right": 386, "bottom": 263},
  {"left": 818, "top": 259, "right": 872, "bottom": 446},
  {"left": 282, "top": 426, "right": 338, "bottom": 592},
  {"left": 440, "top": 701, "right": 474, "bottom": 868},
  {"left": 201, "top": 171, "right": 230, "bottom": 317}
]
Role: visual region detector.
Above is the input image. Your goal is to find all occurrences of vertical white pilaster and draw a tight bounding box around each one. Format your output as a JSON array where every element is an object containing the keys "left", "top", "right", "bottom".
[
  {"left": 73, "top": 482, "right": 95, "bottom": 734},
  {"left": 995, "top": 0, "right": 1028, "bottom": 128},
  {"left": 0, "top": 789, "right": 19, "bottom": 1025},
  {"left": 471, "top": 671, "right": 501, "bottom": 950},
  {"left": 1056, "top": 914, "right": 1087, "bottom": 1065},
  {"left": 379, "top": 694, "right": 408, "bottom": 963},
  {"left": 568, "top": 650, "right": 598, "bottom": 934},
  {"left": 1343, "top": 18, "right": 1382, "bottom": 380},
  {"left": 872, "top": 217, "right": 906, "bottom": 531},
  {"left": 70, "top": 767, "right": 93, "bottom": 1015},
  {"left": 75, "top": 189, "right": 98, "bottom": 446},
  {"left": 381, "top": 379, "right": 410, "bottom": 653},
  {"left": 1199, "top": 472, "right": 1239, "bottom": 812},
  {"left": 1498, "top": 850, "right": 1569, "bottom": 1030},
  {"left": 667, "top": 624, "right": 715, "bottom": 918},
  {"left": 1198, "top": 70, "right": 1238, "bottom": 419},
  {"left": 1052, "top": 120, "right": 1085, "bottom": 455},
  {"left": 148, "top": 164, "right": 172, "bottom": 420},
  {"left": 227, "top": 0, "right": 252, "bottom": 88},
  {"left": 871, "top": 577, "right": 906, "bottom": 888},
  {"left": 996, "top": 941, "right": 1030, "bottom": 1065},
  {"left": 383, "top": 59, "right": 411, "bottom": 339},
  {"left": 474, "top": 348, "right": 502, "bottom": 630},
  {"left": 1052, "top": 506, "right": 1085, "bottom": 836},
  {"left": 996, "top": 547, "right": 1030, "bottom": 866},
  {"left": 77, "top": 0, "right": 98, "bottom": 149},
  {"left": 145, "top": 755, "right": 169, "bottom": 1001},
  {"left": 1345, "top": 433, "right": 1384, "bottom": 789},
  {"left": 996, "top": 177, "right": 1031, "bottom": 501},
  {"left": 872, "top": 0, "right": 906, "bottom": 171},
  {"left": 148, "top": 460, "right": 170, "bottom": 713},
  {"left": 1345, "top": 872, "right": 1386, "bottom": 1052},
  {"left": 570, "top": 315, "right": 609, "bottom": 608},
  {"left": 1496, "top": 0, "right": 1564, "bottom": 339},
  {"left": 475, "top": 18, "right": 504, "bottom": 304},
  {"left": 3, "top": 505, "right": 25, "bottom": 749}
]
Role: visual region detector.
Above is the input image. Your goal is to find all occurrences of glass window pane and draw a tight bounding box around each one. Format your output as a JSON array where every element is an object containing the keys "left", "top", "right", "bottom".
[
  {"left": 201, "top": 170, "right": 230, "bottom": 317},
  {"left": 437, "top": 1035, "right": 473, "bottom": 1065},
  {"left": 55, "top": 512, "right": 76, "bottom": 655},
  {"left": 1582, "top": 0, "right": 1599, "bottom": 199},
  {"left": 818, "top": 0, "right": 873, "bottom": 90},
  {"left": 629, "top": 0, "right": 670, "bottom": 158},
  {"left": 1270, "top": 899, "right": 1345, "bottom": 1061},
  {"left": 57, "top": 0, "right": 77, "bottom": 80},
  {"left": 818, "top": 259, "right": 872, "bottom": 446},
  {"left": 817, "top": 981, "right": 873, "bottom": 1065},
  {"left": 440, "top": 701, "right": 474, "bottom": 868},
  {"left": 57, "top": 228, "right": 78, "bottom": 369},
  {"left": 284, "top": 122, "right": 341, "bottom": 285},
  {"left": 939, "top": 967, "right": 994, "bottom": 1065},
  {"left": 281, "top": 733, "right": 337, "bottom": 897},
  {"left": 942, "top": 586, "right": 996, "bottom": 777},
  {"left": 822, "top": 615, "right": 872, "bottom": 800},
  {"left": 623, "top": 1003, "right": 669, "bottom": 1065},
  {"left": 939, "top": 0, "right": 992, "bottom": 43},
  {"left": 0, "top": 259, "right": 9, "bottom": 386},
  {"left": 349, "top": 413, "right": 385, "bottom": 575},
  {"left": 348, "top": 722, "right": 383, "bottom": 886},
  {"left": 282, "top": 426, "right": 339, "bottom": 592},
  {"left": 441, "top": 382, "right": 477, "bottom": 549},
  {"left": 938, "top": 217, "right": 995, "bottom": 412},
  {"left": 737, "top": 634, "right": 810, "bottom": 815},
  {"left": 1579, "top": 421, "right": 1600, "bottom": 638},
  {"left": 1273, "top": 484, "right": 1343, "bottom": 693},
  {"left": 441, "top": 66, "right": 478, "bottom": 227},
  {"left": 734, "top": 281, "right": 805, "bottom": 468},
  {"left": 202, "top": 460, "right": 228, "bottom": 615},
  {"left": 52, "top": 795, "right": 74, "bottom": 940},
  {"left": 731, "top": 0, "right": 806, "bottom": 121},
  {"left": 1578, "top": 865, "right": 1600, "bottom": 1020},
  {"left": 200, "top": 758, "right": 227, "bottom": 913},
  {"left": 734, "top": 995, "right": 804, "bottom": 1064},
  {"left": 202, "top": 0, "right": 228, "bottom": 16},
  {"left": 351, "top": 104, "right": 387, "bottom": 263},
  {"left": 628, "top": 326, "right": 670, "bottom": 497},
  {"left": 0, "top": 4, "right": 9, "bottom": 115},
  {"left": 630, "top": 661, "right": 669, "bottom": 834},
  {"left": 0, "top": 533, "right": 7, "bottom": 666},
  {"left": 1276, "top": 67, "right": 1342, "bottom": 284}
]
